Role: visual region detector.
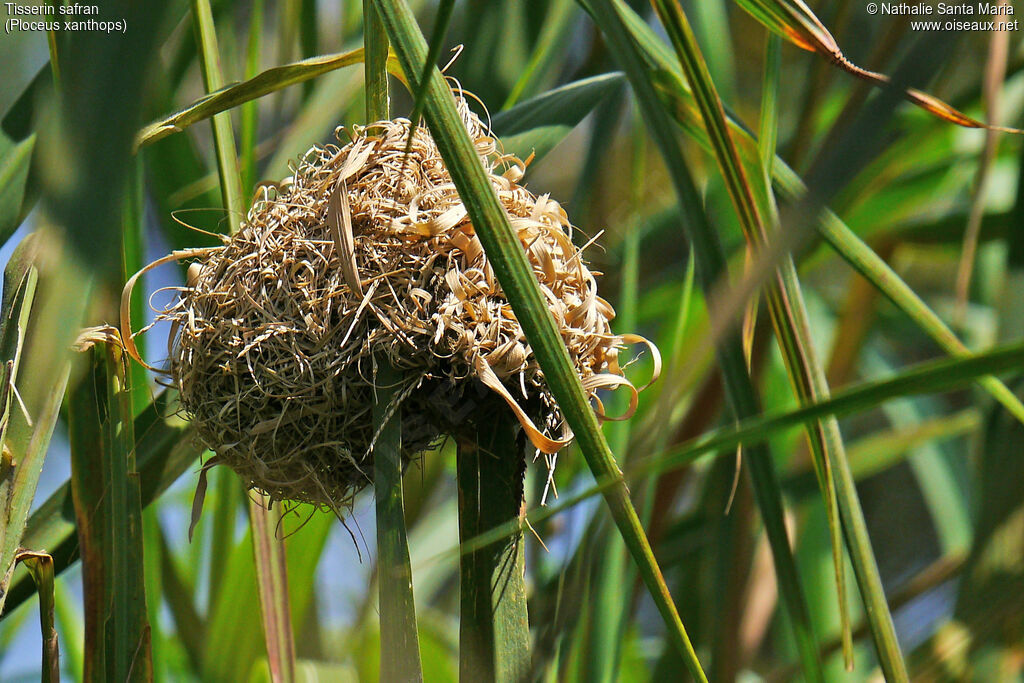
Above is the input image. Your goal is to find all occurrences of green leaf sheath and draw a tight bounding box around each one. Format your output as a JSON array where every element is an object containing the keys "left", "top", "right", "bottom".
[
  {"left": 373, "top": 361, "right": 423, "bottom": 681},
  {"left": 68, "top": 338, "right": 152, "bottom": 682},
  {"left": 456, "top": 416, "right": 530, "bottom": 682}
]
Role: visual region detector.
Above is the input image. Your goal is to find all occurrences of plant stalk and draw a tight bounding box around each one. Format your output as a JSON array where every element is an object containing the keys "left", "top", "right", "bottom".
[
  {"left": 456, "top": 414, "right": 531, "bottom": 682},
  {"left": 373, "top": 362, "right": 422, "bottom": 681},
  {"left": 364, "top": 5, "right": 424, "bottom": 679}
]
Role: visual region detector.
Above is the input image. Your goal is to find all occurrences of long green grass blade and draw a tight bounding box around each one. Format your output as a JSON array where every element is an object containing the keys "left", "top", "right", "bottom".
[
  {"left": 582, "top": 122, "right": 643, "bottom": 682},
  {"left": 610, "top": 2, "right": 1024, "bottom": 427},
  {"left": 0, "top": 237, "right": 34, "bottom": 385},
  {"left": 759, "top": 34, "right": 781, "bottom": 175},
  {"left": 405, "top": 0, "right": 455, "bottom": 130},
  {"left": 373, "top": 362, "right": 423, "bottom": 681},
  {"left": 156, "top": 526, "right": 205, "bottom": 674},
  {"left": 191, "top": 3, "right": 298, "bottom": 679},
  {"left": 399, "top": 5, "right": 531, "bottom": 675},
  {"left": 136, "top": 48, "right": 374, "bottom": 147},
  {"left": 205, "top": 467, "right": 238, "bottom": 620},
  {"left": 53, "top": 570, "right": 82, "bottom": 680},
  {"left": 68, "top": 329, "right": 152, "bottom": 681},
  {"left": 579, "top": 0, "right": 820, "bottom": 677},
  {"left": 120, "top": 160, "right": 149, "bottom": 419},
  {"left": 191, "top": 0, "right": 245, "bottom": 225},
  {"left": 145, "top": 93, "right": 222, "bottom": 249},
  {"left": 0, "top": 65, "right": 50, "bottom": 245},
  {"left": 363, "top": 9, "right": 423, "bottom": 677},
  {"left": 299, "top": 0, "right": 318, "bottom": 68},
  {"left": 120, "top": 160, "right": 158, "bottom": 677},
  {"left": 0, "top": 239, "right": 65, "bottom": 621},
  {"left": 503, "top": 0, "right": 578, "bottom": 108},
  {"left": 240, "top": 0, "right": 265, "bottom": 194},
  {"left": 0, "top": 134, "right": 34, "bottom": 248},
  {"left": 647, "top": 341, "right": 1024, "bottom": 484},
  {"left": 786, "top": 177, "right": 1024, "bottom": 426},
  {"left": 43, "top": 1, "right": 61, "bottom": 92},
  {"left": 202, "top": 513, "right": 333, "bottom": 682},
  {"left": 191, "top": 0, "right": 248, "bottom": 623},
  {"left": 491, "top": 72, "right": 625, "bottom": 162},
  {"left": 2, "top": 389, "right": 196, "bottom": 619},
  {"left": 372, "top": 0, "right": 705, "bottom": 678},
  {"left": 652, "top": 340, "right": 1024, "bottom": 485},
  {"left": 140, "top": 512, "right": 164, "bottom": 679},
  {"left": 248, "top": 497, "right": 297, "bottom": 683},
  {"left": 437, "top": 339, "right": 1024, "bottom": 569},
  {"left": 646, "top": 7, "right": 863, "bottom": 672},
  {"left": 363, "top": 1, "right": 390, "bottom": 124},
  {"left": 785, "top": 410, "right": 982, "bottom": 503},
  {"left": 1, "top": 15, "right": 168, "bottom": 643},
  {"left": 0, "top": 237, "right": 37, "bottom": 552}
]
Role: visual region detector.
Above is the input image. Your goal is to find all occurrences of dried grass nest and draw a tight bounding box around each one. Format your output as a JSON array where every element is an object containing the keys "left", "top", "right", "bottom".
[{"left": 123, "top": 97, "right": 658, "bottom": 511}]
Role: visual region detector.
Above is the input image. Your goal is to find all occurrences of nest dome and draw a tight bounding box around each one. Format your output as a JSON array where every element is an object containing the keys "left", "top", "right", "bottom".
[{"left": 130, "top": 98, "right": 651, "bottom": 509}]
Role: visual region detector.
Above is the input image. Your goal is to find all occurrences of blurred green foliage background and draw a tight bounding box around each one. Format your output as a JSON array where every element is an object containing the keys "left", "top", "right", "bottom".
[{"left": 1, "top": 0, "right": 1024, "bottom": 680}]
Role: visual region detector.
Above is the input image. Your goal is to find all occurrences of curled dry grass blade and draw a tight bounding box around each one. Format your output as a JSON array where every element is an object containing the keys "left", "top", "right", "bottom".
[
  {"left": 736, "top": 0, "right": 1022, "bottom": 134},
  {"left": 371, "top": 0, "right": 707, "bottom": 678}
]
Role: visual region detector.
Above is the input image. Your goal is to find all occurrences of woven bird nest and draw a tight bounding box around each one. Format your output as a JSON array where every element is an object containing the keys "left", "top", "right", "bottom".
[{"left": 123, "top": 97, "right": 656, "bottom": 510}]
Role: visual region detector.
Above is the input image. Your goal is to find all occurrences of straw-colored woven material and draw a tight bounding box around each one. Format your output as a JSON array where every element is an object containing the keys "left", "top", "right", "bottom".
[{"left": 128, "top": 99, "right": 654, "bottom": 509}]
